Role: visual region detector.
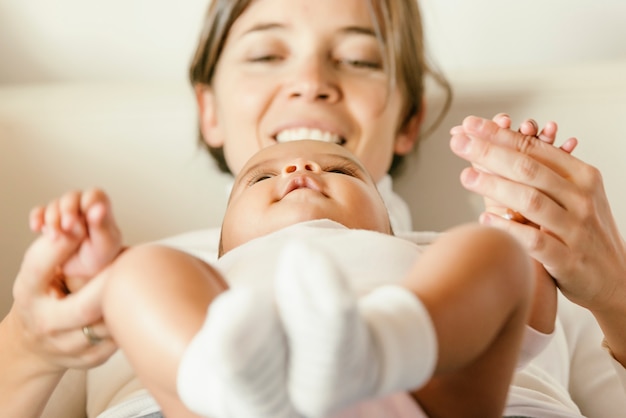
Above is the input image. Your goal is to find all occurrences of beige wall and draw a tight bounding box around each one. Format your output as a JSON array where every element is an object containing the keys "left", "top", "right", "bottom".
[{"left": 1, "top": 1, "right": 625, "bottom": 83}]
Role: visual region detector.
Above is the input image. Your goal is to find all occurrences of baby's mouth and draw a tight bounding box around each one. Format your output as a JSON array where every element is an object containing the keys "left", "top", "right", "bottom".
[
  {"left": 275, "top": 128, "right": 346, "bottom": 145},
  {"left": 281, "top": 175, "right": 327, "bottom": 198}
]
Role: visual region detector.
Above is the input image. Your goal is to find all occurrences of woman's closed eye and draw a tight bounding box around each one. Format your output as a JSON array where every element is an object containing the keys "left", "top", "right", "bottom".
[
  {"left": 338, "top": 58, "right": 382, "bottom": 70},
  {"left": 248, "top": 54, "right": 283, "bottom": 63},
  {"left": 333, "top": 37, "right": 384, "bottom": 71}
]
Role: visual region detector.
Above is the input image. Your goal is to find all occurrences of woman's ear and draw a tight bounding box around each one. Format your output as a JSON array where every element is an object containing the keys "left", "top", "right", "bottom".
[
  {"left": 195, "top": 84, "right": 224, "bottom": 147},
  {"left": 394, "top": 99, "right": 426, "bottom": 155}
]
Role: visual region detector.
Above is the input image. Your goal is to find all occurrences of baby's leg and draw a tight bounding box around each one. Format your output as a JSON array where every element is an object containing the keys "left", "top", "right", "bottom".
[
  {"left": 101, "top": 244, "right": 296, "bottom": 418},
  {"left": 409, "top": 223, "right": 533, "bottom": 418},
  {"left": 180, "top": 285, "right": 298, "bottom": 418},
  {"left": 276, "top": 225, "right": 532, "bottom": 418},
  {"left": 30, "top": 188, "right": 122, "bottom": 290},
  {"left": 276, "top": 241, "right": 438, "bottom": 417},
  {"left": 101, "top": 245, "right": 225, "bottom": 417}
]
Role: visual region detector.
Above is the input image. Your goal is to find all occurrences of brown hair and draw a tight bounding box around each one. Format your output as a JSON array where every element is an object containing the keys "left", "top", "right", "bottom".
[{"left": 189, "top": 0, "right": 451, "bottom": 176}]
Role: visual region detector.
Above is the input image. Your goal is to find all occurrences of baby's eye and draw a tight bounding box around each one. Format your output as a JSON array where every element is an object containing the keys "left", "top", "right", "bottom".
[
  {"left": 248, "top": 174, "right": 274, "bottom": 185},
  {"left": 326, "top": 166, "right": 358, "bottom": 177}
]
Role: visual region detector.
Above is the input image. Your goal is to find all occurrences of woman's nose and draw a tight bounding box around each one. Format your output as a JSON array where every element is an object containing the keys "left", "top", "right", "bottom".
[
  {"left": 286, "top": 58, "right": 340, "bottom": 103},
  {"left": 282, "top": 158, "right": 321, "bottom": 175}
]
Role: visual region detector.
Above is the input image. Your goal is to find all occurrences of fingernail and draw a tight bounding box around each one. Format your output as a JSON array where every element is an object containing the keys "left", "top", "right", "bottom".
[
  {"left": 461, "top": 167, "right": 478, "bottom": 185},
  {"left": 449, "top": 125, "right": 464, "bottom": 135},
  {"left": 479, "top": 212, "right": 492, "bottom": 225},
  {"left": 464, "top": 116, "right": 482, "bottom": 131},
  {"left": 450, "top": 134, "right": 471, "bottom": 154}
]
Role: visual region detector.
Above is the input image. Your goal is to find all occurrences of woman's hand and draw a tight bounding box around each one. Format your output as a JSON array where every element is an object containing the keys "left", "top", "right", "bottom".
[
  {"left": 1, "top": 231, "right": 117, "bottom": 417},
  {"left": 9, "top": 231, "right": 117, "bottom": 371},
  {"left": 10, "top": 188, "right": 123, "bottom": 369},
  {"left": 1, "top": 188, "right": 122, "bottom": 415},
  {"left": 449, "top": 115, "right": 626, "bottom": 339}
]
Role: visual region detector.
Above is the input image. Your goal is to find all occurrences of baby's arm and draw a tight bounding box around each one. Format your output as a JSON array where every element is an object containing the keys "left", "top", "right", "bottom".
[
  {"left": 29, "top": 188, "right": 123, "bottom": 291},
  {"left": 490, "top": 114, "right": 579, "bottom": 335}
]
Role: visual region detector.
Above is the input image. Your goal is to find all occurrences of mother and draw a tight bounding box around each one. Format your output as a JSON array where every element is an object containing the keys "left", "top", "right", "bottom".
[{"left": 2, "top": 0, "right": 625, "bottom": 417}]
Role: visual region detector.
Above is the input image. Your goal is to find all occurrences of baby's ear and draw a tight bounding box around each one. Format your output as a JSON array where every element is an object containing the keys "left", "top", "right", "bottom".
[
  {"left": 394, "top": 99, "right": 426, "bottom": 155},
  {"left": 195, "top": 85, "right": 225, "bottom": 147}
]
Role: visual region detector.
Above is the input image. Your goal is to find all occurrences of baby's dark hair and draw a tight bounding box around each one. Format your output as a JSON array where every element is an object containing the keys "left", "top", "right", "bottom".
[{"left": 189, "top": 0, "right": 451, "bottom": 177}]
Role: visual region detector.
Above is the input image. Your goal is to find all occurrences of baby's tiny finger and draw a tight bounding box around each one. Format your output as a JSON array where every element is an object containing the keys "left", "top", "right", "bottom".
[
  {"left": 560, "top": 137, "right": 578, "bottom": 154},
  {"left": 518, "top": 119, "right": 539, "bottom": 136},
  {"left": 537, "top": 121, "right": 558, "bottom": 144},
  {"left": 492, "top": 113, "right": 512, "bottom": 129}
]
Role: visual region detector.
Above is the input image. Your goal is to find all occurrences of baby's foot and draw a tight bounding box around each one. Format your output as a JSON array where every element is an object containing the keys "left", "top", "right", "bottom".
[
  {"left": 178, "top": 286, "right": 297, "bottom": 418},
  {"left": 30, "top": 188, "right": 122, "bottom": 290},
  {"left": 275, "top": 241, "right": 438, "bottom": 417}
]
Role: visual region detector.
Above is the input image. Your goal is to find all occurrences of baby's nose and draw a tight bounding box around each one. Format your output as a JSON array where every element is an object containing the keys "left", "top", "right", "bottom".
[{"left": 282, "top": 158, "right": 321, "bottom": 174}]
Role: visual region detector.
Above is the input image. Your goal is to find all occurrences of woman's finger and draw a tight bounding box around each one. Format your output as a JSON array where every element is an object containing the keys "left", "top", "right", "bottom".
[
  {"left": 477, "top": 211, "right": 569, "bottom": 276},
  {"left": 15, "top": 234, "right": 80, "bottom": 297},
  {"left": 458, "top": 166, "right": 575, "bottom": 240},
  {"left": 46, "top": 271, "right": 109, "bottom": 331},
  {"left": 451, "top": 131, "right": 578, "bottom": 219}
]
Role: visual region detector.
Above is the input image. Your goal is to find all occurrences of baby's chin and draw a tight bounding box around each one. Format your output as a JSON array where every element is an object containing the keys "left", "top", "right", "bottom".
[
  {"left": 221, "top": 214, "right": 336, "bottom": 255},
  {"left": 238, "top": 216, "right": 385, "bottom": 250}
]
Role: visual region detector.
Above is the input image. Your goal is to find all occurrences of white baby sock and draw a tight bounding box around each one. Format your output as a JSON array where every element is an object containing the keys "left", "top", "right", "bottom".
[
  {"left": 177, "top": 286, "right": 298, "bottom": 418},
  {"left": 275, "top": 241, "right": 438, "bottom": 417}
]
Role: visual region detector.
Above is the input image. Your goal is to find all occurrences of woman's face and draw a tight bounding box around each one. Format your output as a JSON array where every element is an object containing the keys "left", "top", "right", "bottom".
[{"left": 198, "top": 0, "right": 420, "bottom": 182}]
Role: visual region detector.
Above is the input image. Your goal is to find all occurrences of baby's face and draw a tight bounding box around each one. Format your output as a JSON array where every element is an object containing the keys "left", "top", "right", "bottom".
[{"left": 221, "top": 140, "right": 391, "bottom": 254}]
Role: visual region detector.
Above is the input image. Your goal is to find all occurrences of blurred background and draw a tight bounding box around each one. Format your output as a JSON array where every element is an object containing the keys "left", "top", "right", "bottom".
[{"left": 1, "top": 0, "right": 625, "bottom": 83}]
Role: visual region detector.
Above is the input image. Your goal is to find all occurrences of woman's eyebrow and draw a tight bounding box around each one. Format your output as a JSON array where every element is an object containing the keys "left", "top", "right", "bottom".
[
  {"left": 240, "top": 22, "right": 284, "bottom": 38},
  {"left": 340, "top": 26, "right": 376, "bottom": 37},
  {"left": 239, "top": 23, "right": 375, "bottom": 39}
]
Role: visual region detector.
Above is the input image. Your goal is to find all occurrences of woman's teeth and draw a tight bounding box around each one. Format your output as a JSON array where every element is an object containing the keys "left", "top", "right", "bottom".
[{"left": 276, "top": 128, "right": 342, "bottom": 144}]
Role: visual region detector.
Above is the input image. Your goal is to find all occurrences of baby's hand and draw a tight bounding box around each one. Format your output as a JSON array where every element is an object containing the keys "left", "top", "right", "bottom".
[
  {"left": 29, "top": 188, "right": 123, "bottom": 291},
  {"left": 492, "top": 113, "right": 578, "bottom": 153}
]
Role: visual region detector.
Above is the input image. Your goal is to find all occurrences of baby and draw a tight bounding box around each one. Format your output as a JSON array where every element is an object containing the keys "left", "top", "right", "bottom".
[{"left": 32, "top": 140, "right": 553, "bottom": 418}]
